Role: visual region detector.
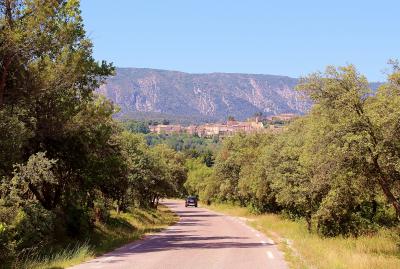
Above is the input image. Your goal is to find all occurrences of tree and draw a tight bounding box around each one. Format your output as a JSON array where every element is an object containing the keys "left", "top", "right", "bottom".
[
  {"left": 0, "top": 109, "right": 31, "bottom": 179},
  {"left": 210, "top": 133, "right": 272, "bottom": 206},
  {"left": 202, "top": 150, "right": 215, "bottom": 167},
  {"left": 125, "top": 120, "right": 150, "bottom": 134},
  {"left": 11, "top": 152, "right": 58, "bottom": 209},
  {"left": 184, "top": 158, "right": 214, "bottom": 200},
  {"left": 263, "top": 117, "right": 330, "bottom": 230},
  {"left": 118, "top": 131, "right": 152, "bottom": 210},
  {"left": 150, "top": 144, "right": 187, "bottom": 203},
  {"left": 0, "top": 0, "right": 115, "bottom": 239},
  {"left": 297, "top": 65, "right": 400, "bottom": 220},
  {"left": 0, "top": 0, "right": 191, "bottom": 263},
  {"left": 188, "top": 64, "right": 400, "bottom": 236},
  {"left": 118, "top": 133, "right": 187, "bottom": 209},
  {"left": 0, "top": 0, "right": 113, "bottom": 108}
]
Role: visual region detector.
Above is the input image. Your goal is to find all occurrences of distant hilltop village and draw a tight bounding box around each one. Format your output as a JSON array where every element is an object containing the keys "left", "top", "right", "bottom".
[{"left": 149, "top": 113, "right": 298, "bottom": 138}]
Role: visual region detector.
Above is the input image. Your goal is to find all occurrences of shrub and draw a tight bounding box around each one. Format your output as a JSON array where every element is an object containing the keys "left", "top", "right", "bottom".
[{"left": 314, "top": 186, "right": 364, "bottom": 237}]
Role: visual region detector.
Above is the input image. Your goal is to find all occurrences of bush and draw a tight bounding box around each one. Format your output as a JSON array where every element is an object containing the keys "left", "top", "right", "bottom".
[
  {"left": 314, "top": 187, "right": 364, "bottom": 237},
  {"left": 13, "top": 203, "right": 57, "bottom": 252},
  {"left": 0, "top": 221, "right": 14, "bottom": 263},
  {"left": 0, "top": 201, "right": 58, "bottom": 265}
]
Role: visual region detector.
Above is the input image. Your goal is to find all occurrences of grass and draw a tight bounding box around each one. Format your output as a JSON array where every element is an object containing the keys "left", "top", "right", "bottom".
[
  {"left": 15, "top": 244, "right": 93, "bottom": 269},
  {"left": 205, "top": 203, "right": 400, "bottom": 269},
  {"left": 16, "top": 205, "right": 177, "bottom": 269}
]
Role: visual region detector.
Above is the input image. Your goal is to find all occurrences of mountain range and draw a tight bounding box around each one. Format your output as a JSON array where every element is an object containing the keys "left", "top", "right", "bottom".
[{"left": 98, "top": 68, "right": 379, "bottom": 123}]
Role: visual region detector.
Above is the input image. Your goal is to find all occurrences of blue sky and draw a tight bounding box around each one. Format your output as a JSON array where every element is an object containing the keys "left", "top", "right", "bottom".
[{"left": 81, "top": 0, "right": 399, "bottom": 81}]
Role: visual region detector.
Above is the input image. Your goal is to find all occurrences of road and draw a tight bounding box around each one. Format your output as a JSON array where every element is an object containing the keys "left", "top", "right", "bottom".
[{"left": 70, "top": 200, "right": 288, "bottom": 269}]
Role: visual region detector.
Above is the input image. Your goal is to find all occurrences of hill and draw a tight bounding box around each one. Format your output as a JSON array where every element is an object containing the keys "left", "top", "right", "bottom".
[{"left": 98, "top": 68, "right": 381, "bottom": 123}]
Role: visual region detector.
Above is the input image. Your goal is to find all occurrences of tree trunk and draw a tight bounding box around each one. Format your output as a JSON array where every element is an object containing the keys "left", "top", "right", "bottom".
[
  {"left": 28, "top": 183, "right": 54, "bottom": 210},
  {"left": 116, "top": 200, "right": 121, "bottom": 214},
  {"left": 377, "top": 176, "right": 400, "bottom": 220},
  {"left": 371, "top": 155, "right": 400, "bottom": 219},
  {"left": 5, "top": 0, "right": 13, "bottom": 26},
  {"left": 306, "top": 216, "right": 312, "bottom": 233},
  {"left": 0, "top": 56, "right": 12, "bottom": 107}
]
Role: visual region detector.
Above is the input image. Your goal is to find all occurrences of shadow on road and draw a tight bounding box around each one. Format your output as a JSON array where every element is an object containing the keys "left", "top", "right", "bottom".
[
  {"left": 76, "top": 202, "right": 280, "bottom": 268},
  {"left": 98, "top": 203, "right": 275, "bottom": 261}
]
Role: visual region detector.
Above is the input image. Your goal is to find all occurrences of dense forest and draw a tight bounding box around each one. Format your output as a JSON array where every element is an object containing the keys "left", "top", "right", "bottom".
[{"left": 187, "top": 65, "right": 400, "bottom": 236}]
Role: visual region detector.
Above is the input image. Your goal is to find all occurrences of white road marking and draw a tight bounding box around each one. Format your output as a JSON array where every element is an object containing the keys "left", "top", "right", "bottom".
[
  {"left": 261, "top": 240, "right": 267, "bottom": 245},
  {"left": 266, "top": 251, "right": 274, "bottom": 259},
  {"left": 102, "top": 256, "right": 114, "bottom": 261},
  {"left": 129, "top": 244, "right": 142, "bottom": 250}
]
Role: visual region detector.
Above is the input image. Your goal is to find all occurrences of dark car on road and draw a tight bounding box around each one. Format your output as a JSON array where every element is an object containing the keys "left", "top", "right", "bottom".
[{"left": 185, "top": 196, "right": 198, "bottom": 207}]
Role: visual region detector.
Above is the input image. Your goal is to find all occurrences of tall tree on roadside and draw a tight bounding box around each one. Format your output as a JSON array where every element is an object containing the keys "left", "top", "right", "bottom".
[
  {"left": 297, "top": 65, "right": 400, "bottom": 219},
  {"left": 0, "top": 0, "right": 115, "bottom": 235}
]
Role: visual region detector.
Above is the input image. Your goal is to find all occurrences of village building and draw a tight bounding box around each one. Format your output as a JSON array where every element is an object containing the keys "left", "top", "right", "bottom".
[
  {"left": 148, "top": 114, "right": 296, "bottom": 137},
  {"left": 149, "top": 124, "right": 183, "bottom": 134}
]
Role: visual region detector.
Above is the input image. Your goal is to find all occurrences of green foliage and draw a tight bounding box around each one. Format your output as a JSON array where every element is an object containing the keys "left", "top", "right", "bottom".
[
  {"left": 0, "top": 109, "right": 32, "bottom": 179},
  {"left": 10, "top": 152, "right": 58, "bottom": 208},
  {"left": 151, "top": 144, "right": 187, "bottom": 197},
  {"left": 184, "top": 158, "right": 214, "bottom": 201},
  {"left": 202, "top": 150, "right": 215, "bottom": 167},
  {"left": 213, "top": 133, "right": 276, "bottom": 207},
  {"left": 0, "top": 1, "right": 187, "bottom": 266},
  {"left": 145, "top": 133, "right": 220, "bottom": 159},
  {"left": 117, "top": 132, "right": 187, "bottom": 209},
  {"left": 123, "top": 120, "right": 150, "bottom": 134},
  {"left": 12, "top": 204, "right": 57, "bottom": 251},
  {"left": 196, "top": 65, "right": 400, "bottom": 237}
]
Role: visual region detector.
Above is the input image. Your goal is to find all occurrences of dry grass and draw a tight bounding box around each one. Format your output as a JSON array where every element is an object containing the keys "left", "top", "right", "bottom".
[
  {"left": 16, "top": 244, "right": 93, "bottom": 269},
  {"left": 19, "top": 205, "right": 177, "bottom": 269},
  {"left": 206, "top": 203, "right": 400, "bottom": 269}
]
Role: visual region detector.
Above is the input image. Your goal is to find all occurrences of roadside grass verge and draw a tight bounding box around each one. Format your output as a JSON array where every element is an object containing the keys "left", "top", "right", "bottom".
[
  {"left": 15, "top": 205, "right": 177, "bottom": 269},
  {"left": 205, "top": 203, "right": 400, "bottom": 269},
  {"left": 14, "top": 243, "right": 93, "bottom": 269}
]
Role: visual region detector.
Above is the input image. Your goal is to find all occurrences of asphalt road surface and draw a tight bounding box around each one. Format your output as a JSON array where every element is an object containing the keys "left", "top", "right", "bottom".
[{"left": 70, "top": 200, "right": 288, "bottom": 269}]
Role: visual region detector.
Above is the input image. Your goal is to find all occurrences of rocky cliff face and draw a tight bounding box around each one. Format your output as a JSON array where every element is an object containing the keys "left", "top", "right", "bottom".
[{"left": 98, "top": 68, "right": 312, "bottom": 121}]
